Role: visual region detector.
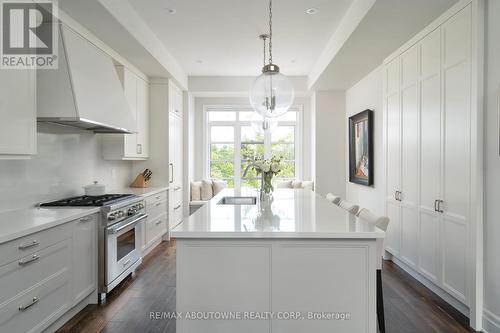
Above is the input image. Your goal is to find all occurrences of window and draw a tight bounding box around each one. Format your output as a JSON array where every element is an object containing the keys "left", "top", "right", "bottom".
[{"left": 206, "top": 106, "right": 302, "bottom": 189}]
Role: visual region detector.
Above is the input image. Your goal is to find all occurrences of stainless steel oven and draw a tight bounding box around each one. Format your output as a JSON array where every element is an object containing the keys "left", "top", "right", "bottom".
[{"left": 105, "top": 213, "right": 146, "bottom": 288}]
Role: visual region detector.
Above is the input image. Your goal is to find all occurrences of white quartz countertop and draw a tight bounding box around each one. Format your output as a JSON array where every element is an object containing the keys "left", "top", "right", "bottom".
[
  {"left": 0, "top": 187, "right": 168, "bottom": 245},
  {"left": 0, "top": 207, "right": 100, "bottom": 244},
  {"left": 108, "top": 186, "right": 169, "bottom": 197},
  {"left": 171, "top": 188, "right": 385, "bottom": 239}
]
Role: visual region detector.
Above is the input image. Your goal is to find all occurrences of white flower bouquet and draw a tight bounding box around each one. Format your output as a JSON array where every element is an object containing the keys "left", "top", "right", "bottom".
[{"left": 243, "top": 155, "right": 283, "bottom": 196}]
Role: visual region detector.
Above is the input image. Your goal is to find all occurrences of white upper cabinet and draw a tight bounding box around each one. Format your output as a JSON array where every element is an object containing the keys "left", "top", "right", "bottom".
[
  {"left": 102, "top": 66, "right": 149, "bottom": 160},
  {"left": 0, "top": 69, "right": 36, "bottom": 158}
]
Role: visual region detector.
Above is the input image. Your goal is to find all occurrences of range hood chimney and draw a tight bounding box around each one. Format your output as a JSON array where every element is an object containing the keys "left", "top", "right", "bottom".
[{"left": 37, "top": 24, "right": 137, "bottom": 134}]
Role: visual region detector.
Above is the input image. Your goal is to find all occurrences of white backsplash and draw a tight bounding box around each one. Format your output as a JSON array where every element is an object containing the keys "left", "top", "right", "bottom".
[{"left": 0, "top": 123, "right": 133, "bottom": 212}]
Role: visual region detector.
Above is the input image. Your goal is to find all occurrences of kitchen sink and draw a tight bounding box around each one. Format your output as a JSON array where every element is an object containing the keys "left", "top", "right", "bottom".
[{"left": 217, "top": 196, "right": 257, "bottom": 205}]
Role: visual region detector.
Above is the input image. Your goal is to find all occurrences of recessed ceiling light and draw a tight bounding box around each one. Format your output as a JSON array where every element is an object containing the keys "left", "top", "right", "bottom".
[
  {"left": 291, "top": 59, "right": 296, "bottom": 63},
  {"left": 196, "top": 60, "right": 203, "bottom": 64},
  {"left": 306, "top": 7, "right": 319, "bottom": 15},
  {"left": 166, "top": 8, "right": 177, "bottom": 14}
]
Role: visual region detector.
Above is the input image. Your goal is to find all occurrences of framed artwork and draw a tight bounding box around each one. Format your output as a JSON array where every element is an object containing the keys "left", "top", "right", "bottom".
[{"left": 348, "top": 109, "right": 374, "bottom": 186}]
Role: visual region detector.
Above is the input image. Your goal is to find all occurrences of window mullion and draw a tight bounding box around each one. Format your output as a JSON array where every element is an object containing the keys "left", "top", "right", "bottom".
[
  {"left": 264, "top": 129, "right": 271, "bottom": 159},
  {"left": 234, "top": 123, "right": 242, "bottom": 190}
]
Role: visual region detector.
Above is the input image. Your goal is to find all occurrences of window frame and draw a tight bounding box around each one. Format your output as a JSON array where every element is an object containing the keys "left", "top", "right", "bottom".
[{"left": 203, "top": 105, "right": 303, "bottom": 189}]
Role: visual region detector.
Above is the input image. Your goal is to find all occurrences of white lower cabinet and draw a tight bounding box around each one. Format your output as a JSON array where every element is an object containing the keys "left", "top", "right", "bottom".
[
  {"left": 71, "top": 214, "right": 97, "bottom": 305},
  {"left": 142, "top": 190, "right": 168, "bottom": 254},
  {"left": 0, "top": 213, "right": 98, "bottom": 333}
]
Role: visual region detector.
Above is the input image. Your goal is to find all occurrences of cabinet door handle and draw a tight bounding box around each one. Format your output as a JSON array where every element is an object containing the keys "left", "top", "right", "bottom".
[
  {"left": 174, "top": 205, "right": 181, "bottom": 210},
  {"left": 122, "top": 258, "right": 131, "bottom": 267},
  {"left": 169, "top": 163, "right": 174, "bottom": 183},
  {"left": 136, "top": 144, "right": 142, "bottom": 155},
  {"left": 19, "top": 297, "right": 39, "bottom": 311},
  {"left": 155, "top": 202, "right": 162, "bottom": 207},
  {"left": 18, "top": 240, "right": 39, "bottom": 250},
  {"left": 155, "top": 220, "right": 164, "bottom": 225},
  {"left": 434, "top": 200, "right": 439, "bottom": 212},
  {"left": 174, "top": 186, "right": 181, "bottom": 191},
  {"left": 437, "top": 200, "right": 444, "bottom": 213},
  {"left": 19, "top": 254, "right": 39, "bottom": 266},
  {"left": 394, "top": 191, "right": 398, "bottom": 201},
  {"left": 80, "top": 216, "right": 92, "bottom": 223},
  {"left": 398, "top": 191, "right": 403, "bottom": 201}
]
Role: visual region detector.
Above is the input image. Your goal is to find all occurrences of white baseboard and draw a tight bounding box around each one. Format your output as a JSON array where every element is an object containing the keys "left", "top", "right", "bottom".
[
  {"left": 483, "top": 308, "right": 500, "bottom": 333},
  {"left": 390, "top": 257, "right": 469, "bottom": 316}
]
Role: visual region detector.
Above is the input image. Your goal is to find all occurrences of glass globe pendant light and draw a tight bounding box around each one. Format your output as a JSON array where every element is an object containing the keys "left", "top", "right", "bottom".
[{"left": 249, "top": 0, "right": 294, "bottom": 118}]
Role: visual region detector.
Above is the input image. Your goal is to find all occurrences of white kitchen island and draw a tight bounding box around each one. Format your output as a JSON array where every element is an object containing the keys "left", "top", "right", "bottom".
[{"left": 171, "top": 188, "right": 385, "bottom": 333}]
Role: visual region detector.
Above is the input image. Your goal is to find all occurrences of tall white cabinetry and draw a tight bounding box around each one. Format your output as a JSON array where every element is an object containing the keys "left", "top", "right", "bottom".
[
  {"left": 168, "top": 81, "right": 184, "bottom": 229},
  {"left": 384, "top": 3, "right": 480, "bottom": 310},
  {"left": 102, "top": 66, "right": 149, "bottom": 160},
  {"left": 0, "top": 69, "right": 36, "bottom": 158}
]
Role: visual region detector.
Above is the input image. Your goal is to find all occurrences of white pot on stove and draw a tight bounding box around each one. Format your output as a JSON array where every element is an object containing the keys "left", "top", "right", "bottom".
[{"left": 83, "top": 181, "right": 106, "bottom": 196}]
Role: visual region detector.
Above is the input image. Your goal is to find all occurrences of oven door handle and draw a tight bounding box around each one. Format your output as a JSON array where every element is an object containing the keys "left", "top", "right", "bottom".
[{"left": 108, "top": 213, "right": 148, "bottom": 234}]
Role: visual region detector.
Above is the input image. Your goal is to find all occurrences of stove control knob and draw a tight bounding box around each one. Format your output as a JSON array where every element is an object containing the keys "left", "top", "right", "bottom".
[
  {"left": 117, "top": 211, "right": 124, "bottom": 218},
  {"left": 108, "top": 214, "right": 116, "bottom": 221},
  {"left": 127, "top": 208, "right": 136, "bottom": 216}
]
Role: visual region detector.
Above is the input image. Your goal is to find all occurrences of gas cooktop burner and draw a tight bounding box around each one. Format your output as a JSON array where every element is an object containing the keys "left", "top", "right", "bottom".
[{"left": 40, "top": 194, "right": 136, "bottom": 207}]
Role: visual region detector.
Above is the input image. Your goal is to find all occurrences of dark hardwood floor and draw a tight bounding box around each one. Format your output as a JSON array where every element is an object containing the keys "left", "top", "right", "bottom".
[{"left": 58, "top": 240, "right": 474, "bottom": 333}]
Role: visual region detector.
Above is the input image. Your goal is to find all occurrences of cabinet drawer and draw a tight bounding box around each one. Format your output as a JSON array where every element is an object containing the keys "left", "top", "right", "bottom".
[
  {"left": 0, "top": 223, "right": 70, "bottom": 267},
  {"left": 0, "top": 269, "right": 70, "bottom": 333},
  {"left": 145, "top": 191, "right": 167, "bottom": 206},
  {"left": 146, "top": 199, "right": 167, "bottom": 221},
  {"left": 0, "top": 239, "right": 70, "bottom": 305},
  {"left": 146, "top": 213, "right": 167, "bottom": 246}
]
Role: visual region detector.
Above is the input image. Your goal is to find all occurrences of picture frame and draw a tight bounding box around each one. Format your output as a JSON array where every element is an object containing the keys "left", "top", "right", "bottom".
[{"left": 348, "top": 109, "right": 374, "bottom": 186}]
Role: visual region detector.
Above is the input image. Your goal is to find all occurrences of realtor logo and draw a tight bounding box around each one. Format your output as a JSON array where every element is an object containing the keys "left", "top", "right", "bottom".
[{"left": 1, "top": 0, "right": 58, "bottom": 69}]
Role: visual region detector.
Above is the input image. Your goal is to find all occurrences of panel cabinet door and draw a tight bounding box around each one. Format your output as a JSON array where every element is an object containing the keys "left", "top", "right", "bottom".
[
  {"left": 399, "top": 46, "right": 419, "bottom": 269},
  {"left": 384, "top": 58, "right": 401, "bottom": 256},
  {"left": 418, "top": 28, "right": 442, "bottom": 284},
  {"left": 136, "top": 77, "right": 149, "bottom": 158},
  {"left": 122, "top": 69, "right": 138, "bottom": 158},
  {"left": 440, "top": 5, "right": 471, "bottom": 304},
  {"left": 385, "top": 58, "right": 401, "bottom": 203},
  {"left": 169, "top": 112, "right": 183, "bottom": 186},
  {"left": 71, "top": 214, "right": 97, "bottom": 305},
  {"left": 0, "top": 69, "right": 36, "bottom": 156}
]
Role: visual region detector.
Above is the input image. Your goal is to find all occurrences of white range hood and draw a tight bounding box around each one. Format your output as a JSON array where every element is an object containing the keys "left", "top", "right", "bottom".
[{"left": 37, "top": 24, "right": 137, "bottom": 134}]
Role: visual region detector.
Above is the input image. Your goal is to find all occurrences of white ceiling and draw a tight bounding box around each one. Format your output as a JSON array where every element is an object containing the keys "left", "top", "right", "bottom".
[{"left": 126, "top": 0, "right": 354, "bottom": 76}]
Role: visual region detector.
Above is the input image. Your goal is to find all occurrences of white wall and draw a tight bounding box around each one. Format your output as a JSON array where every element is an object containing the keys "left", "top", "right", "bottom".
[
  {"left": 483, "top": 0, "right": 500, "bottom": 331},
  {"left": 314, "top": 91, "right": 346, "bottom": 197},
  {"left": 345, "top": 66, "right": 384, "bottom": 215},
  {"left": 0, "top": 124, "right": 132, "bottom": 212}
]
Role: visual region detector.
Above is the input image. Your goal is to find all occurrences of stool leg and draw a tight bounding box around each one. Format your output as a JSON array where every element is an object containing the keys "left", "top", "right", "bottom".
[{"left": 377, "top": 269, "right": 386, "bottom": 333}]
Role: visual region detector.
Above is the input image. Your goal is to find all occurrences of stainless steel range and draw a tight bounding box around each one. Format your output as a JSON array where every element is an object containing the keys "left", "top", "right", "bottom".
[{"left": 40, "top": 194, "right": 147, "bottom": 300}]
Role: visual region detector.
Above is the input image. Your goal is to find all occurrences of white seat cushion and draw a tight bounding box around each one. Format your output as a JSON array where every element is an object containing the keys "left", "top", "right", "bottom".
[
  {"left": 276, "top": 180, "right": 292, "bottom": 188},
  {"left": 301, "top": 181, "right": 314, "bottom": 191},
  {"left": 201, "top": 180, "right": 214, "bottom": 201},
  {"left": 212, "top": 180, "right": 227, "bottom": 195},
  {"left": 191, "top": 181, "right": 202, "bottom": 201}
]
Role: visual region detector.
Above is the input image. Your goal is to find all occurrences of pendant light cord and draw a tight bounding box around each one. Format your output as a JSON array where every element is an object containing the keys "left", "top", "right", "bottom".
[{"left": 268, "top": 0, "right": 272, "bottom": 65}]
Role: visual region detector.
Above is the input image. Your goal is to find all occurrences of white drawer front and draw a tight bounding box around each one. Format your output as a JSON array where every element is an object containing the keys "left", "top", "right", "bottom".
[
  {"left": 0, "top": 223, "right": 70, "bottom": 267},
  {"left": 0, "top": 269, "right": 70, "bottom": 333},
  {"left": 145, "top": 191, "right": 167, "bottom": 206},
  {"left": 0, "top": 239, "right": 70, "bottom": 305},
  {"left": 146, "top": 199, "right": 167, "bottom": 221},
  {"left": 146, "top": 213, "right": 167, "bottom": 247}
]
